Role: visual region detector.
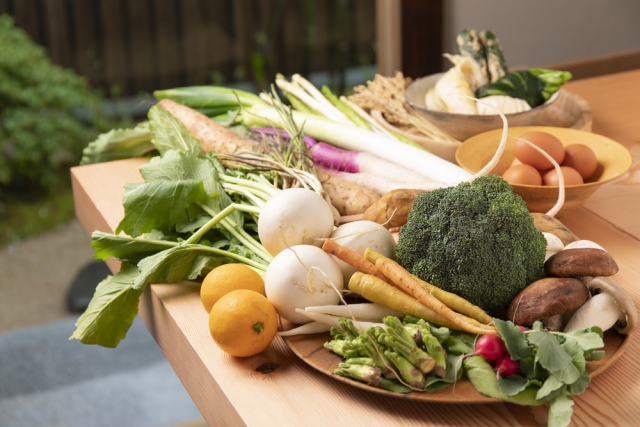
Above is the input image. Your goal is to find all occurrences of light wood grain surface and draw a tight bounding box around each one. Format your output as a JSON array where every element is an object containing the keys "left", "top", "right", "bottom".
[{"left": 71, "top": 69, "right": 640, "bottom": 426}]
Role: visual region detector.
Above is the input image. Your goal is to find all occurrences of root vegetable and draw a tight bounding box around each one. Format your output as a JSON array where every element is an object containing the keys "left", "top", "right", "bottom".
[
  {"left": 364, "top": 249, "right": 493, "bottom": 325},
  {"left": 362, "top": 189, "right": 424, "bottom": 229},
  {"left": 304, "top": 303, "right": 403, "bottom": 321},
  {"left": 321, "top": 238, "right": 390, "bottom": 284},
  {"left": 348, "top": 272, "right": 460, "bottom": 330},
  {"left": 315, "top": 167, "right": 381, "bottom": 216},
  {"left": 258, "top": 188, "right": 335, "bottom": 256},
  {"left": 278, "top": 322, "right": 331, "bottom": 336},
  {"left": 157, "top": 99, "right": 254, "bottom": 155},
  {"left": 326, "top": 221, "right": 396, "bottom": 283},
  {"left": 264, "top": 245, "right": 344, "bottom": 324},
  {"left": 372, "top": 255, "right": 497, "bottom": 335}
]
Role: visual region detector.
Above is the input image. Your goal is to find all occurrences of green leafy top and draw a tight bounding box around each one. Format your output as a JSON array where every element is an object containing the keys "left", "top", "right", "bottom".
[{"left": 71, "top": 104, "right": 275, "bottom": 348}]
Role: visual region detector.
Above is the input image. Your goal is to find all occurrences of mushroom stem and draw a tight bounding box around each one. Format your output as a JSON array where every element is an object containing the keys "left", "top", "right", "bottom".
[{"left": 563, "top": 293, "right": 625, "bottom": 333}]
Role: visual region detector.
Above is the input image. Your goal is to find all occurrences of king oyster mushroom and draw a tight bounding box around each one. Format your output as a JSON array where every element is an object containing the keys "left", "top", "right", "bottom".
[{"left": 564, "top": 276, "right": 637, "bottom": 334}]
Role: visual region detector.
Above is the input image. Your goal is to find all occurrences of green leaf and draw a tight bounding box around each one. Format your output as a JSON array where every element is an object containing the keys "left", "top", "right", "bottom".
[
  {"left": 569, "top": 371, "right": 591, "bottom": 395},
  {"left": 133, "top": 245, "right": 237, "bottom": 289},
  {"left": 497, "top": 375, "right": 541, "bottom": 397},
  {"left": 148, "top": 105, "right": 201, "bottom": 156},
  {"left": 563, "top": 327, "right": 604, "bottom": 352},
  {"left": 585, "top": 350, "right": 606, "bottom": 361},
  {"left": 494, "top": 318, "right": 532, "bottom": 360},
  {"left": 116, "top": 179, "right": 209, "bottom": 237},
  {"left": 536, "top": 375, "right": 566, "bottom": 401},
  {"left": 69, "top": 265, "right": 143, "bottom": 348},
  {"left": 463, "top": 356, "right": 544, "bottom": 406},
  {"left": 548, "top": 392, "right": 575, "bottom": 427},
  {"left": 528, "top": 331, "right": 582, "bottom": 384},
  {"left": 80, "top": 124, "right": 154, "bottom": 165},
  {"left": 519, "top": 356, "right": 536, "bottom": 379},
  {"left": 91, "top": 231, "right": 177, "bottom": 264},
  {"left": 562, "top": 340, "right": 586, "bottom": 375},
  {"left": 425, "top": 353, "right": 464, "bottom": 392},
  {"left": 444, "top": 332, "right": 475, "bottom": 355}
]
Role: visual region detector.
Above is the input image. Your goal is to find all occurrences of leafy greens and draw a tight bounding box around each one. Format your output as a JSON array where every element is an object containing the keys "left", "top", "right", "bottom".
[{"left": 70, "top": 104, "right": 276, "bottom": 348}]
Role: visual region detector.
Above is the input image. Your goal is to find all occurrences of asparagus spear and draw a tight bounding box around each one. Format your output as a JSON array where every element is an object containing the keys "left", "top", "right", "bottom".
[
  {"left": 382, "top": 317, "right": 436, "bottom": 375},
  {"left": 335, "top": 362, "right": 411, "bottom": 393},
  {"left": 384, "top": 350, "right": 426, "bottom": 390},
  {"left": 324, "top": 339, "right": 363, "bottom": 359}
]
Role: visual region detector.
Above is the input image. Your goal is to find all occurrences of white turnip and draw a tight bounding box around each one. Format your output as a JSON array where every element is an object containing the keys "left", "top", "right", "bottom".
[
  {"left": 264, "top": 245, "right": 344, "bottom": 324},
  {"left": 257, "top": 188, "right": 335, "bottom": 256}
]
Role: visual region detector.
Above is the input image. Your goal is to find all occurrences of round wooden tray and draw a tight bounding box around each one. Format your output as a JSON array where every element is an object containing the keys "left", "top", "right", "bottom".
[{"left": 282, "top": 327, "right": 630, "bottom": 404}]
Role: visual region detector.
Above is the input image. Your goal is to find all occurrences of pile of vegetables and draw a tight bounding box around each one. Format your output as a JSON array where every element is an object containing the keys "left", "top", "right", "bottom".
[
  {"left": 324, "top": 316, "right": 605, "bottom": 427},
  {"left": 70, "top": 59, "right": 636, "bottom": 427},
  {"left": 426, "top": 29, "right": 573, "bottom": 115}
]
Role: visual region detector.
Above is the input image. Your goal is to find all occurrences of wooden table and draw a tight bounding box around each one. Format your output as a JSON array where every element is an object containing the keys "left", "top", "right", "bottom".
[{"left": 71, "top": 69, "right": 640, "bottom": 426}]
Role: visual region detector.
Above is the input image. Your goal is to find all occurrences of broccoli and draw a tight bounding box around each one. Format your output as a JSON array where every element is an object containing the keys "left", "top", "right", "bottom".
[{"left": 395, "top": 175, "right": 546, "bottom": 315}]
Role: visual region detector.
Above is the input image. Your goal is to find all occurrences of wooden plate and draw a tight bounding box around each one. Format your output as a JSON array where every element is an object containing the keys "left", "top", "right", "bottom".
[{"left": 282, "top": 327, "right": 631, "bottom": 404}]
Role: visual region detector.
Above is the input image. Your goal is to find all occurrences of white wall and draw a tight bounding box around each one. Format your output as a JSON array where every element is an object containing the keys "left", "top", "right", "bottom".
[{"left": 443, "top": 0, "right": 640, "bottom": 68}]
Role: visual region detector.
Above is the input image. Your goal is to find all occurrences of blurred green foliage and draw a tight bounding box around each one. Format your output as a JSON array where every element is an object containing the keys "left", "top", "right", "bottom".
[{"left": 0, "top": 14, "right": 120, "bottom": 195}]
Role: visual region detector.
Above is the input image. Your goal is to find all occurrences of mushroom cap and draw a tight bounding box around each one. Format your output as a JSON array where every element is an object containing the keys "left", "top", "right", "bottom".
[
  {"left": 545, "top": 248, "right": 619, "bottom": 278},
  {"left": 507, "top": 277, "right": 590, "bottom": 326},
  {"left": 588, "top": 276, "right": 637, "bottom": 334}
]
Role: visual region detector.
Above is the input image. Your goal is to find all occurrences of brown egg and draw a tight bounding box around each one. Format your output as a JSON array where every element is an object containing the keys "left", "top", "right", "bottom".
[
  {"left": 502, "top": 164, "right": 543, "bottom": 186},
  {"left": 510, "top": 157, "right": 522, "bottom": 167},
  {"left": 542, "top": 166, "right": 584, "bottom": 186},
  {"left": 514, "top": 132, "right": 566, "bottom": 170},
  {"left": 562, "top": 144, "right": 598, "bottom": 180}
]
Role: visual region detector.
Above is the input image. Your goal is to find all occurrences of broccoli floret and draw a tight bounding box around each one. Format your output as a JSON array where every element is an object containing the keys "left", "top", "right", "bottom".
[{"left": 395, "top": 175, "right": 546, "bottom": 315}]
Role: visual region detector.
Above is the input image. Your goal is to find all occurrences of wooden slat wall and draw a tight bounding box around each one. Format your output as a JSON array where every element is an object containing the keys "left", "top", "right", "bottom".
[{"left": 1, "top": 0, "right": 378, "bottom": 97}]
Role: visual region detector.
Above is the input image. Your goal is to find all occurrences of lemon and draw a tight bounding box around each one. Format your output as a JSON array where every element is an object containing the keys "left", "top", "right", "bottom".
[
  {"left": 209, "top": 289, "right": 278, "bottom": 357},
  {"left": 200, "top": 264, "right": 265, "bottom": 314}
]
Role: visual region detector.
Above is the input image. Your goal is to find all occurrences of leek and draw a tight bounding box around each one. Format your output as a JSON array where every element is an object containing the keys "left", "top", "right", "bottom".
[{"left": 155, "top": 86, "right": 473, "bottom": 183}]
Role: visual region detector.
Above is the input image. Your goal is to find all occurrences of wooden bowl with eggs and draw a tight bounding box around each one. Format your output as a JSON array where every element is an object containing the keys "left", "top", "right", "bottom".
[{"left": 455, "top": 126, "right": 633, "bottom": 217}]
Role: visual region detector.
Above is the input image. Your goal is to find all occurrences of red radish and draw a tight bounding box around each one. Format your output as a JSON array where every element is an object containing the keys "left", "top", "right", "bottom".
[
  {"left": 518, "top": 326, "right": 527, "bottom": 332},
  {"left": 495, "top": 354, "right": 520, "bottom": 378},
  {"left": 469, "top": 334, "right": 506, "bottom": 362}
]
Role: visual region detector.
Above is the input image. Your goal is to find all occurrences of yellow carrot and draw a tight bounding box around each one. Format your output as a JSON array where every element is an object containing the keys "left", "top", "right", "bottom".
[
  {"left": 348, "top": 272, "right": 460, "bottom": 331},
  {"left": 364, "top": 248, "right": 493, "bottom": 325},
  {"left": 322, "top": 238, "right": 391, "bottom": 284},
  {"left": 373, "top": 257, "right": 496, "bottom": 335}
]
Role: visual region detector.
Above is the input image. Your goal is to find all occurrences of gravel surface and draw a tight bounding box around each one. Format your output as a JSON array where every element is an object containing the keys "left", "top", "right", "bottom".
[{"left": 0, "top": 220, "right": 95, "bottom": 334}]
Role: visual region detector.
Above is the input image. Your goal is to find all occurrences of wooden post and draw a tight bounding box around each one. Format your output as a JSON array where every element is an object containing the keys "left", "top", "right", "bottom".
[{"left": 375, "top": 0, "right": 402, "bottom": 76}]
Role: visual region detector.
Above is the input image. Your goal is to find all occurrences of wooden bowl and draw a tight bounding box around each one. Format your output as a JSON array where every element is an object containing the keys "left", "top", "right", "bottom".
[
  {"left": 455, "top": 126, "right": 633, "bottom": 217},
  {"left": 405, "top": 73, "right": 561, "bottom": 141}
]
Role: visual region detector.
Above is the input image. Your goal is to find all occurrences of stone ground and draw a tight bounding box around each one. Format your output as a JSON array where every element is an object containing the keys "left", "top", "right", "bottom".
[
  {"left": 0, "top": 220, "right": 94, "bottom": 334},
  {"left": 0, "top": 220, "right": 207, "bottom": 427}
]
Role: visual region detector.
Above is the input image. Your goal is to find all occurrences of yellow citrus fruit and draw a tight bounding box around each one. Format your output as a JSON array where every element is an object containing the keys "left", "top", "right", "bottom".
[
  {"left": 200, "top": 264, "right": 265, "bottom": 314},
  {"left": 209, "top": 289, "right": 278, "bottom": 357}
]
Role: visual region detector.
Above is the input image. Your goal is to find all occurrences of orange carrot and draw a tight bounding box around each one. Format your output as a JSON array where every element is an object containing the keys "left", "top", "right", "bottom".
[{"left": 322, "top": 239, "right": 391, "bottom": 284}]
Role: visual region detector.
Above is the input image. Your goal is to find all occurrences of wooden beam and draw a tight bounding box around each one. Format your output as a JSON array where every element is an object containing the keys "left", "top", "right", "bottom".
[
  {"left": 401, "top": 0, "right": 444, "bottom": 78},
  {"left": 546, "top": 49, "right": 640, "bottom": 81},
  {"left": 375, "top": 0, "right": 402, "bottom": 76}
]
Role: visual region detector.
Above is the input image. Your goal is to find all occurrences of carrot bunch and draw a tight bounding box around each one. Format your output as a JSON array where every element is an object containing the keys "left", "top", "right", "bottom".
[{"left": 321, "top": 239, "right": 497, "bottom": 335}]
